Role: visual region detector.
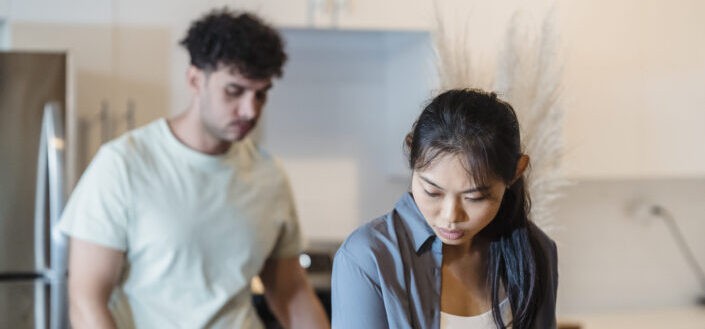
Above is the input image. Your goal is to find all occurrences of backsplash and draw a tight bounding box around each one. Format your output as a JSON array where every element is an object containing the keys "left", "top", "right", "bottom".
[{"left": 552, "top": 178, "right": 705, "bottom": 314}]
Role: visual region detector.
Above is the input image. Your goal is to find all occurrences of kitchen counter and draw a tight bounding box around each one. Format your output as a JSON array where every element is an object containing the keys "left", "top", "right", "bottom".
[{"left": 559, "top": 306, "right": 705, "bottom": 329}]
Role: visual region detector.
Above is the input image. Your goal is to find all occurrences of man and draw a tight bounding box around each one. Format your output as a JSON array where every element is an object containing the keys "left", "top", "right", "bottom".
[{"left": 58, "top": 9, "right": 330, "bottom": 329}]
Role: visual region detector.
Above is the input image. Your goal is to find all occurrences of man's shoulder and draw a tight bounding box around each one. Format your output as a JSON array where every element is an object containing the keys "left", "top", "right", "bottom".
[
  {"left": 98, "top": 119, "right": 165, "bottom": 160},
  {"left": 237, "top": 138, "right": 276, "bottom": 164},
  {"left": 236, "top": 139, "right": 289, "bottom": 178}
]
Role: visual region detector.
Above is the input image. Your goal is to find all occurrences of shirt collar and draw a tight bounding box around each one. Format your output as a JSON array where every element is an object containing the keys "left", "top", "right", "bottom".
[{"left": 394, "top": 192, "right": 436, "bottom": 253}]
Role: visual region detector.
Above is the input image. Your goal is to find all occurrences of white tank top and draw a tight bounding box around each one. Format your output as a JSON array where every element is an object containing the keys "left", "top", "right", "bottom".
[{"left": 440, "top": 298, "right": 512, "bottom": 329}]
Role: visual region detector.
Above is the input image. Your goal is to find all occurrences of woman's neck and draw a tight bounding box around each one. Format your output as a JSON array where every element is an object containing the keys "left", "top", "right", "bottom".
[{"left": 440, "top": 237, "right": 493, "bottom": 316}]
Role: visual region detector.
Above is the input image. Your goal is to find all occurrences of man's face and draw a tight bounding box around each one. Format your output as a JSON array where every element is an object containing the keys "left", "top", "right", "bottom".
[{"left": 197, "top": 66, "right": 272, "bottom": 142}]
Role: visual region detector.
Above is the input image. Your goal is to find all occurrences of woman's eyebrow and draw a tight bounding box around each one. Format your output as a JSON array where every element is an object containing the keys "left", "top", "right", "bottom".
[{"left": 419, "top": 175, "right": 488, "bottom": 193}]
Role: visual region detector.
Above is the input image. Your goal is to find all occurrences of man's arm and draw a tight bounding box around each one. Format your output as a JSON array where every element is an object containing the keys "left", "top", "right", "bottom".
[
  {"left": 67, "top": 237, "right": 124, "bottom": 329},
  {"left": 259, "top": 257, "right": 330, "bottom": 329}
]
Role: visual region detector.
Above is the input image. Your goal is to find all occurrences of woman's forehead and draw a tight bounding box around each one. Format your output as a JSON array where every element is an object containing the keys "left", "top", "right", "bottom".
[{"left": 416, "top": 153, "right": 501, "bottom": 187}]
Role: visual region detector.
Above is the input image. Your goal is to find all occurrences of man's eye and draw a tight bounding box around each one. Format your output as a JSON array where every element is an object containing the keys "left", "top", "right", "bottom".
[
  {"left": 226, "top": 87, "right": 244, "bottom": 97},
  {"left": 255, "top": 91, "right": 268, "bottom": 101},
  {"left": 424, "top": 190, "right": 441, "bottom": 198}
]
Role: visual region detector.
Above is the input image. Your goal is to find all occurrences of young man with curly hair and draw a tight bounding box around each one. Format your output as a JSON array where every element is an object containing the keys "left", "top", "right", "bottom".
[{"left": 58, "top": 9, "right": 330, "bottom": 329}]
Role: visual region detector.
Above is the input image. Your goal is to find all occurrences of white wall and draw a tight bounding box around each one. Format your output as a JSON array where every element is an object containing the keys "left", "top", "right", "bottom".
[{"left": 553, "top": 179, "right": 705, "bottom": 314}]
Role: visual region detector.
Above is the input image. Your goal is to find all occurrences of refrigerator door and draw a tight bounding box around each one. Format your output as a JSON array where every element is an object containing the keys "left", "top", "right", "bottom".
[
  {"left": 0, "top": 52, "right": 66, "bottom": 274},
  {"left": 0, "top": 53, "right": 68, "bottom": 329},
  {"left": 0, "top": 279, "right": 43, "bottom": 329}
]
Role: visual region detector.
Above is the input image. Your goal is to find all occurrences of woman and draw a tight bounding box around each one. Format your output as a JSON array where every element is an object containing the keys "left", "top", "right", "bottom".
[{"left": 331, "top": 89, "right": 558, "bottom": 329}]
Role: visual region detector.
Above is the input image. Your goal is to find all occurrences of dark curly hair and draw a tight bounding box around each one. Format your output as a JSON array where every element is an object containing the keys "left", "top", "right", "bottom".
[{"left": 180, "top": 8, "right": 287, "bottom": 79}]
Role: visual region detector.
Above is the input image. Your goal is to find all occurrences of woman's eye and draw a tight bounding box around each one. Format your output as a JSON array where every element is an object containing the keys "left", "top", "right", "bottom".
[
  {"left": 424, "top": 190, "right": 441, "bottom": 198},
  {"left": 465, "top": 195, "right": 486, "bottom": 202}
]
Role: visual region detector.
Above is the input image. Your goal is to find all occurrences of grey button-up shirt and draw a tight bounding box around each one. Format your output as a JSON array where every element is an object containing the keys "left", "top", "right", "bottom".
[{"left": 331, "top": 193, "right": 558, "bottom": 329}]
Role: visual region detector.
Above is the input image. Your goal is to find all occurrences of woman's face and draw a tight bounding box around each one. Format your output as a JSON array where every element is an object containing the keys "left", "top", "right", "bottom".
[{"left": 411, "top": 153, "right": 507, "bottom": 249}]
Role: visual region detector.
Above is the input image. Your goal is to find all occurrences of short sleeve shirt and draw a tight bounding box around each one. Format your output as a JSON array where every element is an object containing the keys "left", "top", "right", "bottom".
[{"left": 58, "top": 119, "right": 302, "bottom": 329}]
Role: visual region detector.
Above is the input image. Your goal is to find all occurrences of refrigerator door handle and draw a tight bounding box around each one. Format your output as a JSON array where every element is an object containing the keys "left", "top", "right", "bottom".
[
  {"left": 34, "top": 103, "right": 70, "bottom": 329},
  {"left": 45, "top": 103, "right": 70, "bottom": 329},
  {"left": 34, "top": 105, "right": 50, "bottom": 329}
]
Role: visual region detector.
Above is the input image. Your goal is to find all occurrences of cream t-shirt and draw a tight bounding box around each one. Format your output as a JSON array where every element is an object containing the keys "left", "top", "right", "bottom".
[{"left": 58, "top": 119, "right": 302, "bottom": 328}]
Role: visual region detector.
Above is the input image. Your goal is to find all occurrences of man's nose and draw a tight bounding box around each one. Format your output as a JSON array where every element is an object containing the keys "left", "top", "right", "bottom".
[{"left": 238, "top": 94, "right": 258, "bottom": 120}]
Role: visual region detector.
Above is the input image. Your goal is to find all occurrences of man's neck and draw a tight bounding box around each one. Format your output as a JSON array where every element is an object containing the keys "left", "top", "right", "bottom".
[{"left": 167, "top": 108, "right": 232, "bottom": 155}]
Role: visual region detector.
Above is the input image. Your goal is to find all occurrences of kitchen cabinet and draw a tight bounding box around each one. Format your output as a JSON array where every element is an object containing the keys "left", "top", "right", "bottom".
[
  {"left": 5, "top": 0, "right": 112, "bottom": 24},
  {"left": 559, "top": 0, "right": 705, "bottom": 179},
  {"left": 309, "top": 0, "right": 434, "bottom": 30},
  {"left": 112, "top": 0, "right": 432, "bottom": 30}
]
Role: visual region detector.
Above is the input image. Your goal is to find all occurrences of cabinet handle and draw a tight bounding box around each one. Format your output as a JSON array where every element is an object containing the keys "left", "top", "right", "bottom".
[
  {"left": 126, "top": 99, "right": 136, "bottom": 130},
  {"left": 99, "top": 99, "right": 111, "bottom": 144}
]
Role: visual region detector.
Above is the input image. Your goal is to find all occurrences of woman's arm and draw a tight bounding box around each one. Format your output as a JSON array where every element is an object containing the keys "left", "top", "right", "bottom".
[{"left": 331, "top": 248, "right": 388, "bottom": 329}]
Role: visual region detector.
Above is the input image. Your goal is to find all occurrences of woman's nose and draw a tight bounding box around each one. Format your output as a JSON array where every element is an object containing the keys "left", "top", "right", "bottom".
[{"left": 441, "top": 197, "right": 467, "bottom": 224}]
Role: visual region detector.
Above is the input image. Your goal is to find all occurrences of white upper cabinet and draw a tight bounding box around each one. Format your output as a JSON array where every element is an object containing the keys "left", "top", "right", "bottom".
[
  {"left": 326, "top": 0, "right": 433, "bottom": 30},
  {"left": 209, "top": 0, "right": 434, "bottom": 30},
  {"left": 113, "top": 0, "right": 432, "bottom": 30},
  {"left": 7, "top": 0, "right": 112, "bottom": 24},
  {"left": 559, "top": 0, "right": 705, "bottom": 179}
]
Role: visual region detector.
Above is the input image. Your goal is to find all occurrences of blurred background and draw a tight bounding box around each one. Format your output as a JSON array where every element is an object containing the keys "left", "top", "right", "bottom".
[{"left": 1, "top": 0, "right": 704, "bottom": 328}]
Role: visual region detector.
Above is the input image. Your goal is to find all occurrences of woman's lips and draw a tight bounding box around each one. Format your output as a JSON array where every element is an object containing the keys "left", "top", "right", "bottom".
[{"left": 436, "top": 227, "right": 465, "bottom": 240}]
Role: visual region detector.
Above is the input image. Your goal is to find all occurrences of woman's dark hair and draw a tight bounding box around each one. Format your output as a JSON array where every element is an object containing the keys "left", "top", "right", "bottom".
[
  {"left": 180, "top": 8, "right": 287, "bottom": 79},
  {"left": 405, "top": 89, "right": 548, "bottom": 329}
]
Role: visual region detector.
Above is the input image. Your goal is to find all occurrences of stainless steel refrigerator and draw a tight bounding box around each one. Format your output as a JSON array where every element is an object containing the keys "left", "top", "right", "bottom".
[{"left": 0, "top": 52, "right": 70, "bottom": 329}]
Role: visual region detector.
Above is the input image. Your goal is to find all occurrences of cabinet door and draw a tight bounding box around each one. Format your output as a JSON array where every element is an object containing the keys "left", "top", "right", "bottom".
[
  {"left": 113, "top": 0, "right": 308, "bottom": 28},
  {"left": 111, "top": 27, "right": 170, "bottom": 136},
  {"left": 247, "top": 0, "right": 310, "bottom": 28},
  {"left": 5, "top": 0, "right": 111, "bottom": 24},
  {"left": 336, "top": 0, "right": 433, "bottom": 30},
  {"left": 560, "top": 0, "right": 705, "bottom": 179}
]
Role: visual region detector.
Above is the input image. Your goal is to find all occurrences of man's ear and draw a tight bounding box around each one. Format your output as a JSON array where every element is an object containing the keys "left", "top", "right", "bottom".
[
  {"left": 187, "top": 66, "right": 204, "bottom": 95},
  {"left": 511, "top": 154, "right": 530, "bottom": 185}
]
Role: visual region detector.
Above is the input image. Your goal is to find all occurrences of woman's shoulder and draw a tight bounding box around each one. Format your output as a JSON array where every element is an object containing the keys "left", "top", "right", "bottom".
[
  {"left": 339, "top": 214, "right": 397, "bottom": 253},
  {"left": 528, "top": 221, "right": 557, "bottom": 258},
  {"left": 527, "top": 220, "right": 559, "bottom": 323},
  {"left": 335, "top": 213, "right": 403, "bottom": 272}
]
